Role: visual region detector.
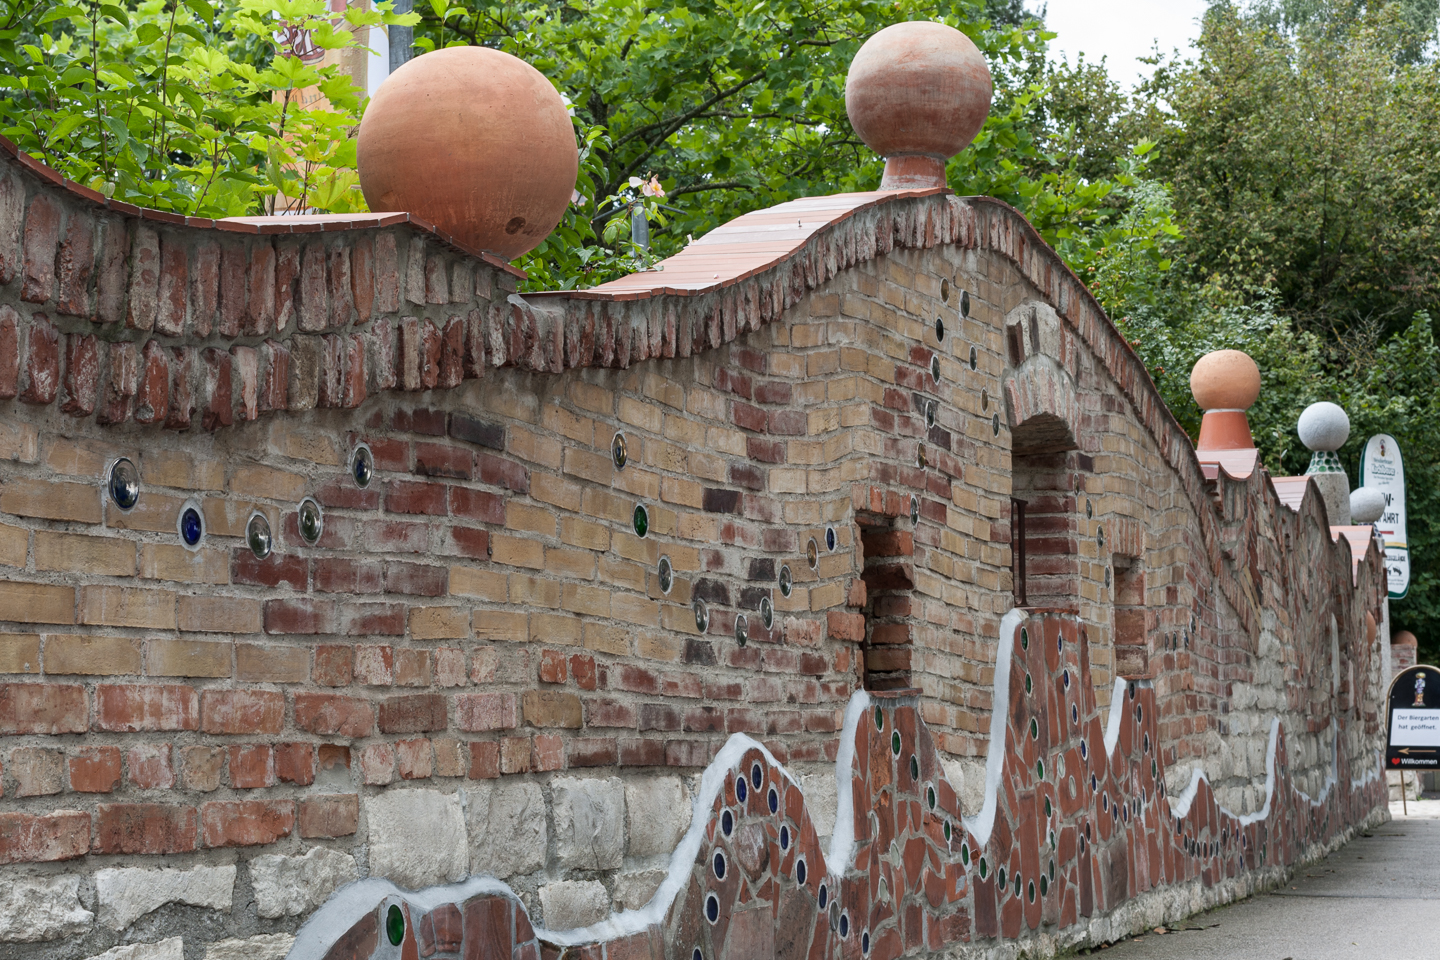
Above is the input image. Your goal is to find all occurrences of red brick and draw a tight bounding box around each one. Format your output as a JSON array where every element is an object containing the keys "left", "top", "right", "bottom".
[
  {"left": 538, "top": 649, "right": 567, "bottom": 684},
  {"left": 70, "top": 746, "right": 122, "bottom": 793},
  {"left": 127, "top": 744, "right": 175, "bottom": 790},
  {"left": 367, "top": 520, "right": 430, "bottom": 553},
  {"left": 232, "top": 550, "right": 308, "bottom": 590},
  {"left": 394, "top": 648, "right": 431, "bottom": 687},
  {"left": 415, "top": 441, "right": 473, "bottom": 480},
  {"left": 56, "top": 213, "right": 95, "bottom": 315},
  {"left": 94, "top": 218, "right": 127, "bottom": 324},
  {"left": 533, "top": 734, "right": 563, "bottom": 771},
  {"left": 0, "top": 305, "right": 18, "bottom": 398},
  {"left": 200, "top": 347, "right": 233, "bottom": 430},
  {"left": 355, "top": 645, "right": 394, "bottom": 685},
  {"left": 165, "top": 346, "right": 194, "bottom": 429},
  {"left": 567, "top": 738, "right": 618, "bottom": 768},
  {"left": 477, "top": 454, "right": 529, "bottom": 493},
  {"left": 264, "top": 598, "right": 337, "bottom": 635},
  {"left": 499, "top": 737, "right": 531, "bottom": 774},
  {"left": 467, "top": 741, "right": 500, "bottom": 779},
  {"left": 299, "top": 794, "right": 358, "bottom": 838},
  {"left": 21, "top": 314, "right": 59, "bottom": 405},
  {"left": 127, "top": 225, "right": 160, "bottom": 330},
  {"left": 397, "top": 738, "right": 433, "bottom": 779},
  {"left": 298, "top": 241, "right": 327, "bottom": 332},
  {"left": 228, "top": 744, "right": 274, "bottom": 788},
  {"left": 95, "top": 803, "right": 197, "bottom": 854},
  {"left": 316, "top": 479, "right": 381, "bottom": 512},
  {"left": 584, "top": 698, "right": 636, "bottom": 728},
  {"left": 378, "top": 693, "right": 447, "bottom": 733},
  {"left": 95, "top": 684, "right": 198, "bottom": 733},
  {"left": 386, "top": 480, "right": 448, "bottom": 516},
  {"left": 200, "top": 689, "right": 284, "bottom": 735},
  {"left": 59, "top": 332, "right": 98, "bottom": 418},
  {"left": 449, "top": 487, "right": 504, "bottom": 524},
  {"left": 360, "top": 742, "right": 394, "bottom": 784},
  {"left": 434, "top": 647, "right": 467, "bottom": 687},
  {"left": 191, "top": 239, "right": 219, "bottom": 336},
  {"left": 313, "top": 644, "right": 354, "bottom": 686},
  {"left": 665, "top": 740, "right": 713, "bottom": 767},
  {"left": 294, "top": 693, "right": 375, "bottom": 737},
  {"left": 21, "top": 194, "right": 60, "bottom": 303},
  {"left": 455, "top": 693, "right": 518, "bottom": 731},
  {"left": 0, "top": 683, "right": 87, "bottom": 734},
  {"left": 341, "top": 602, "right": 406, "bottom": 636},
  {"left": 201, "top": 799, "right": 294, "bottom": 848},
  {"left": 351, "top": 234, "right": 375, "bottom": 319},
  {"left": 248, "top": 242, "right": 277, "bottom": 336},
  {"left": 394, "top": 406, "right": 446, "bottom": 435},
  {"left": 134, "top": 338, "right": 169, "bottom": 423},
  {"left": 328, "top": 245, "right": 355, "bottom": 327},
  {"left": 448, "top": 526, "right": 490, "bottom": 559},
  {"left": 620, "top": 738, "right": 665, "bottom": 767},
  {"left": 98, "top": 339, "right": 137, "bottom": 424},
  {"left": 0, "top": 811, "right": 90, "bottom": 864},
  {"left": 155, "top": 237, "right": 188, "bottom": 336},
  {"left": 276, "top": 742, "right": 315, "bottom": 785},
  {"left": 383, "top": 562, "right": 447, "bottom": 596},
  {"left": 218, "top": 242, "right": 246, "bottom": 337},
  {"left": 827, "top": 610, "right": 865, "bottom": 642},
  {"left": 310, "top": 560, "right": 376, "bottom": 598},
  {"left": 570, "top": 654, "right": 596, "bottom": 691},
  {"left": 258, "top": 338, "right": 288, "bottom": 411}
]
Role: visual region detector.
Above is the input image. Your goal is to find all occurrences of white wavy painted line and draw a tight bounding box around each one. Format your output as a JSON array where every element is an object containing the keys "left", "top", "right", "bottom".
[
  {"left": 960, "top": 607, "right": 1024, "bottom": 847},
  {"left": 824, "top": 688, "right": 873, "bottom": 877}
]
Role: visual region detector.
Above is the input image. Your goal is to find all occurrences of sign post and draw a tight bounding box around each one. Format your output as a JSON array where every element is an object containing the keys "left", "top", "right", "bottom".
[
  {"left": 1361, "top": 434, "right": 1409, "bottom": 599},
  {"left": 1387, "top": 664, "right": 1439, "bottom": 813}
]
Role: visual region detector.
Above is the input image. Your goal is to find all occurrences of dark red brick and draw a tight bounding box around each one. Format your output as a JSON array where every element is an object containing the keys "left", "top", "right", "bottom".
[
  {"left": 95, "top": 803, "right": 197, "bottom": 854},
  {"left": 386, "top": 479, "right": 448, "bottom": 516},
  {"left": 378, "top": 693, "right": 447, "bottom": 734}
]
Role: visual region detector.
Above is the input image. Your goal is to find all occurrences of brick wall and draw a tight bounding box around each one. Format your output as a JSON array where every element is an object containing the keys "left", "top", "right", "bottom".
[{"left": 0, "top": 140, "right": 1389, "bottom": 959}]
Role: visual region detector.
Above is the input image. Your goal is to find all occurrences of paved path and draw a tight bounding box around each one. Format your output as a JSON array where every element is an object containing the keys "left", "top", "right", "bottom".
[{"left": 1099, "top": 801, "right": 1440, "bottom": 959}]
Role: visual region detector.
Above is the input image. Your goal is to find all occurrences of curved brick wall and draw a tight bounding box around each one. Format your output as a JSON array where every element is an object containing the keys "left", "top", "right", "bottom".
[{"left": 0, "top": 136, "right": 1388, "bottom": 960}]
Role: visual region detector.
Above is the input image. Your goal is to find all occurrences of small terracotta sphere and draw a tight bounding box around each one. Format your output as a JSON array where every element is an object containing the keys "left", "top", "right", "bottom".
[
  {"left": 845, "top": 21, "right": 992, "bottom": 183},
  {"left": 357, "top": 46, "right": 579, "bottom": 261},
  {"left": 1394, "top": 629, "right": 1418, "bottom": 647},
  {"left": 1189, "top": 349, "right": 1261, "bottom": 411}
]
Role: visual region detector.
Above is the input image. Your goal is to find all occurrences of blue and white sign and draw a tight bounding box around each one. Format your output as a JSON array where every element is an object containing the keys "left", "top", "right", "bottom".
[{"left": 1361, "top": 433, "right": 1409, "bottom": 599}]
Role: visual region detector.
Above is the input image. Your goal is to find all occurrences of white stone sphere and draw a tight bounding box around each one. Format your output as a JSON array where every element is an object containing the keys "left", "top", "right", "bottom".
[
  {"left": 1350, "top": 487, "right": 1386, "bottom": 525},
  {"left": 1297, "top": 402, "right": 1350, "bottom": 452}
]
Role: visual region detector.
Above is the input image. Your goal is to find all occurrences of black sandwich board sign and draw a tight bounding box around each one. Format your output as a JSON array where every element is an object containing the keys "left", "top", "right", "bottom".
[{"left": 1388, "top": 664, "right": 1440, "bottom": 769}]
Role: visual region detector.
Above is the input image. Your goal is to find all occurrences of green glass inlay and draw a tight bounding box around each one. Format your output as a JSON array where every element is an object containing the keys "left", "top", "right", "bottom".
[
  {"left": 386, "top": 904, "right": 405, "bottom": 946},
  {"left": 633, "top": 504, "right": 649, "bottom": 538},
  {"left": 891, "top": 731, "right": 901, "bottom": 756},
  {"left": 875, "top": 705, "right": 884, "bottom": 731}
]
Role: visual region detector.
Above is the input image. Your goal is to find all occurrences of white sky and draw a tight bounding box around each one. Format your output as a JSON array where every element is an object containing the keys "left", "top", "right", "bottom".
[{"left": 1031, "top": 0, "right": 1211, "bottom": 87}]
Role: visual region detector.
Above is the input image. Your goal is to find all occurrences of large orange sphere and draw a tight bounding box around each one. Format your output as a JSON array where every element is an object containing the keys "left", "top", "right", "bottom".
[
  {"left": 845, "top": 21, "right": 993, "bottom": 161},
  {"left": 1190, "top": 349, "right": 1261, "bottom": 411},
  {"left": 358, "top": 47, "right": 578, "bottom": 261}
]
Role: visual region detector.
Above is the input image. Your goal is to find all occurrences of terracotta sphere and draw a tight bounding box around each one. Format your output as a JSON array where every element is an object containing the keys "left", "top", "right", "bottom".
[
  {"left": 1190, "top": 349, "right": 1261, "bottom": 411},
  {"left": 357, "top": 47, "right": 578, "bottom": 261},
  {"left": 1394, "top": 630, "right": 1418, "bottom": 647},
  {"left": 845, "top": 21, "right": 993, "bottom": 161}
]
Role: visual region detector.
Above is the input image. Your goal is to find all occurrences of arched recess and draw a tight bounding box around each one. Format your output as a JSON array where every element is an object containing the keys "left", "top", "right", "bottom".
[{"left": 1004, "top": 300, "right": 1087, "bottom": 614}]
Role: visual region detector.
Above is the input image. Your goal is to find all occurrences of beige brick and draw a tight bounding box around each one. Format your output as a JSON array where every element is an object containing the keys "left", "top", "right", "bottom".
[
  {"left": 237, "top": 643, "right": 309, "bottom": 682},
  {"left": 78, "top": 585, "right": 176, "bottom": 629},
  {"left": 584, "top": 623, "right": 629, "bottom": 656},
  {"left": 473, "top": 610, "right": 526, "bottom": 642},
  {"left": 505, "top": 426, "right": 561, "bottom": 470},
  {"left": 178, "top": 596, "right": 262, "bottom": 634},
  {"left": 562, "top": 583, "right": 610, "bottom": 618},
  {"left": 541, "top": 404, "right": 594, "bottom": 445},
  {"left": 0, "top": 479, "right": 101, "bottom": 523},
  {"left": 450, "top": 566, "right": 507, "bottom": 601},
  {"left": 0, "top": 633, "right": 40, "bottom": 673},
  {"left": 598, "top": 556, "right": 645, "bottom": 593},
  {"left": 560, "top": 516, "right": 609, "bottom": 551},
  {"left": 490, "top": 535, "right": 544, "bottom": 570},
  {"left": 485, "top": 385, "right": 539, "bottom": 423},
  {"left": 33, "top": 531, "right": 135, "bottom": 577},
  {"left": 563, "top": 447, "right": 613, "bottom": 485},
  {"left": 611, "top": 593, "right": 659, "bottom": 627},
  {"left": 44, "top": 437, "right": 116, "bottom": 477},
  {"left": 544, "top": 546, "right": 595, "bottom": 580},
  {"left": 509, "top": 574, "right": 561, "bottom": 608},
  {"left": 105, "top": 492, "right": 185, "bottom": 533},
  {"left": 204, "top": 500, "right": 277, "bottom": 538},
  {"left": 0, "top": 581, "right": 74, "bottom": 624},
  {"left": 639, "top": 372, "right": 686, "bottom": 410},
  {"left": 139, "top": 545, "right": 229, "bottom": 584},
  {"left": 636, "top": 632, "right": 682, "bottom": 661},
  {"left": 529, "top": 612, "right": 580, "bottom": 645},
  {"left": 660, "top": 476, "right": 703, "bottom": 508},
  {"left": 0, "top": 422, "right": 39, "bottom": 463},
  {"left": 0, "top": 523, "right": 27, "bottom": 568},
  {"left": 268, "top": 420, "right": 341, "bottom": 465},
  {"left": 569, "top": 380, "right": 613, "bottom": 415},
  {"left": 229, "top": 464, "right": 307, "bottom": 502},
  {"left": 146, "top": 638, "right": 232, "bottom": 677},
  {"left": 617, "top": 396, "right": 664, "bottom": 433},
  {"left": 531, "top": 473, "right": 582, "bottom": 513},
  {"left": 505, "top": 502, "right": 555, "bottom": 537},
  {"left": 143, "top": 450, "right": 225, "bottom": 491},
  {"left": 410, "top": 606, "right": 469, "bottom": 640},
  {"left": 45, "top": 634, "right": 142, "bottom": 675},
  {"left": 612, "top": 466, "right": 660, "bottom": 499}
]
